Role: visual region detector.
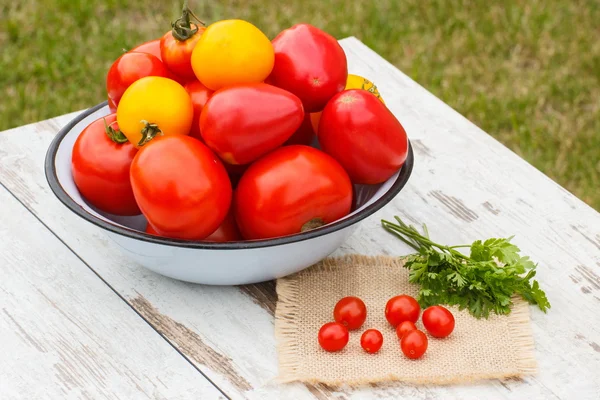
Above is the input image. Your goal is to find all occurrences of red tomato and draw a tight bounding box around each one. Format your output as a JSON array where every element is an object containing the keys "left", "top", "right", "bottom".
[
  {"left": 361, "top": 329, "right": 384, "bottom": 354},
  {"left": 270, "top": 24, "right": 348, "bottom": 112},
  {"left": 106, "top": 52, "right": 170, "bottom": 108},
  {"left": 318, "top": 322, "right": 349, "bottom": 352},
  {"left": 131, "top": 39, "right": 163, "bottom": 61},
  {"left": 234, "top": 145, "right": 353, "bottom": 240},
  {"left": 160, "top": 4, "right": 206, "bottom": 82},
  {"left": 200, "top": 83, "right": 304, "bottom": 165},
  {"left": 184, "top": 80, "right": 213, "bottom": 140},
  {"left": 422, "top": 306, "right": 455, "bottom": 338},
  {"left": 333, "top": 296, "right": 367, "bottom": 330},
  {"left": 395, "top": 320, "right": 417, "bottom": 339},
  {"left": 284, "top": 113, "right": 316, "bottom": 146},
  {"left": 401, "top": 330, "right": 428, "bottom": 359},
  {"left": 130, "top": 136, "right": 232, "bottom": 240},
  {"left": 319, "top": 89, "right": 409, "bottom": 184},
  {"left": 146, "top": 208, "right": 241, "bottom": 242},
  {"left": 385, "top": 295, "right": 421, "bottom": 327},
  {"left": 71, "top": 114, "right": 140, "bottom": 216}
]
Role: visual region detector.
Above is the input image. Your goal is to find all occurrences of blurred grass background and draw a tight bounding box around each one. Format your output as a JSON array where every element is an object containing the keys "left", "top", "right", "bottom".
[{"left": 1, "top": 0, "right": 599, "bottom": 209}]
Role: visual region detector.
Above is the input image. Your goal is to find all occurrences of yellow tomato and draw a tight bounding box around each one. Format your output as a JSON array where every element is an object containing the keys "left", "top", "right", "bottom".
[
  {"left": 191, "top": 19, "right": 274, "bottom": 91},
  {"left": 310, "top": 74, "right": 385, "bottom": 133},
  {"left": 345, "top": 74, "right": 385, "bottom": 104},
  {"left": 116, "top": 76, "right": 193, "bottom": 147}
]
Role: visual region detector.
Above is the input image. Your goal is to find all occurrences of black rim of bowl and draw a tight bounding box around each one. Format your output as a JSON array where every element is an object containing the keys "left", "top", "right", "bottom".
[{"left": 45, "top": 101, "right": 415, "bottom": 250}]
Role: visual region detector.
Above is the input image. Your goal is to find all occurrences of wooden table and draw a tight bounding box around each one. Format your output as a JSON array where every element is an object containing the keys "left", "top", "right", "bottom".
[{"left": 1, "top": 37, "right": 599, "bottom": 400}]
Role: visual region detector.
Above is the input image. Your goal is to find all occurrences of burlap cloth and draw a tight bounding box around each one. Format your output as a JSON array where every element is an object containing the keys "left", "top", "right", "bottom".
[{"left": 275, "top": 255, "right": 537, "bottom": 385}]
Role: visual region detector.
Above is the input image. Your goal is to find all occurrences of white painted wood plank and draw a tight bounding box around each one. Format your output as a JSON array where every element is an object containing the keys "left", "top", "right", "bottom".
[
  {"left": 0, "top": 186, "right": 225, "bottom": 399},
  {"left": 0, "top": 37, "right": 599, "bottom": 399}
]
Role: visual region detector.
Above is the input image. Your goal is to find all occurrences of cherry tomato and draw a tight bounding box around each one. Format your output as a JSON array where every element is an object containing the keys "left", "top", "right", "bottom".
[
  {"left": 270, "top": 24, "right": 347, "bottom": 112},
  {"left": 131, "top": 39, "right": 163, "bottom": 61},
  {"left": 200, "top": 83, "right": 304, "bottom": 165},
  {"left": 385, "top": 295, "right": 421, "bottom": 327},
  {"left": 130, "top": 135, "right": 232, "bottom": 240},
  {"left": 333, "top": 296, "right": 367, "bottom": 330},
  {"left": 422, "top": 306, "right": 455, "bottom": 338},
  {"left": 116, "top": 76, "right": 193, "bottom": 147},
  {"left": 284, "top": 113, "right": 316, "bottom": 146},
  {"left": 184, "top": 80, "right": 213, "bottom": 140},
  {"left": 234, "top": 145, "right": 353, "bottom": 240},
  {"left": 361, "top": 329, "right": 384, "bottom": 354},
  {"left": 192, "top": 19, "right": 274, "bottom": 90},
  {"left": 146, "top": 208, "right": 241, "bottom": 242},
  {"left": 319, "top": 89, "right": 409, "bottom": 184},
  {"left": 160, "top": 4, "right": 206, "bottom": 82},
  {"left": 106, "top": 52, "right": 171, "bottom": 108},
  {"left": 395, "top": 320, "right": 417, "bottom": 339},
  {"left": 401, "top": 330, "right": 428, "bottom": 359},
  {"left": 318, "top": 322, "right": 349, "bottom": 352},
  {"left": 71, "top": 114, "right": 140, "bottom": 216}
]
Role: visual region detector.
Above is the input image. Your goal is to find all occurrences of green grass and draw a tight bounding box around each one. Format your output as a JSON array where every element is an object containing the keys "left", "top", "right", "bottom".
[{"left": 1, "top": 0, "right": 599, "bottom": 209}]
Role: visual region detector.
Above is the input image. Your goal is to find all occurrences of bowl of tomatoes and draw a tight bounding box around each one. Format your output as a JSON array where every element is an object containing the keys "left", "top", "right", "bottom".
[{"left": 44, "top": 12, "right": 414, "bottom": 285}]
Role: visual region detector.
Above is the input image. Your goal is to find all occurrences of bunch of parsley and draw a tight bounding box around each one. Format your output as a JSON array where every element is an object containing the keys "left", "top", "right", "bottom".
[{"left": 382, "top": 217, "right": 551, "bottom": 319}]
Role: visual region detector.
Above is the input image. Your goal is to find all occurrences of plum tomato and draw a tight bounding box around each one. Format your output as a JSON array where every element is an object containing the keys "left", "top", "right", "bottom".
[
  {"left": 318, "top": 89, "right": 409, "bottom": 184},
  {"left": 361, "top": 329, "right": 384, "bottom": 354},
  {"left": 160, "top": 4, "right": 206, "bottom": 82},
  {"left": 71, "top": 114, "right": 140, "bottom": 216},
  {"left": 116, "top": 76, "right": 193, "bottom": 147},
  {"left": 184, "top": 80, "right": 213, "bottom": 140},
  {"left": 130, "top": 135, "right": 231, "bottom": 240},
  {"left": 385, "top": 295, "right": 421, "bottom": 327},
  {"left": 401, "top": 329, "right": 428, "bottom": 359},
  {"left": 106, "top": 52, "right": 170, "bottom": 108},
  {"left": 333, "top": 296, "right": 367, "bottom": 330},
  {"left": 318, "top": 322, "right": 349, "bottom": 352},
  {"left": 200, "top": 83, "right": 303, "bottom": 165},
  {"left": 270, "top": 24, "right": 347, "bottom": 112},
  {"left": 234, "top": 145, "right": 353, "bottom": 240},
  {"left": 131, "top": 39, "right": 163, "bottom": 61},
  {"left": 422, "top": 305, "right": 455, "bottom": 338},
  {"left": 191, "top": 19, "right": 274, "bottom": 91},
  {"left": 395, "top": 320, "right": 417, "bottom": 339}
]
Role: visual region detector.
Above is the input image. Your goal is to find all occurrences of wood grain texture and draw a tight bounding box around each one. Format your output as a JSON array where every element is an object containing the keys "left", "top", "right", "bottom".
[
  {"left": 0, "top": 186, "right": 224, "bottom": 399},
  {"left": 0, "top": 37, "right": 599, "bottom": 399}
]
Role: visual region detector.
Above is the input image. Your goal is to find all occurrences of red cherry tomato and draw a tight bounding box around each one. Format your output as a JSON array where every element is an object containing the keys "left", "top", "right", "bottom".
[
  {"left": 395, "top": 320, "right": 417, "bottom": 339},
  {"left": 284, "top": 113, "right": 316, "bottom": 146},
  {"left": 318, "top": 322, "right": 349, "bottom": 352},
  {"left": 270, "top": 24, "right": 348, "bottom": 112},
  {"left": 184, "top": 80, "right": 213, "bottom": 140},
  {"left": 333, "top": 296, "right": 367, "bottom": 330},
  {"left": 71, "top": 114, "right": 140, "bottom": 216},
  {"left": 106, "top": 52, "right": 171, "bottom": 108},
  {"left": 130, "top": 136, "right": 232, "bottom": 240},
  {"left": 319, "top": 89, "right": 409, "bottom": 184},
  {"left": 131, "top": 39, "right": 163, "bottom": 61},
  {"left": 385, "top": 295, "right": 421, "bottom": 327},
  {"left": 146, "top": 208, "right": 241, "bottom": 242},
  {"left": 160, "top": 5, "right": 206, "bottom": 82},
  {"left": 361, "top": 329, "right": 384, "bottom": 354},
  {"left": 200, "top": 83, "right": 304, "bottom": 165},
  {"left": 234, "top": 145, "right": 353, "bottom": 240},
  {"left": 422, "top": 306, "right": 455, "bottom": 338},
  {"left": 401, "top": 330, "right": 428, "bottom": 359}
]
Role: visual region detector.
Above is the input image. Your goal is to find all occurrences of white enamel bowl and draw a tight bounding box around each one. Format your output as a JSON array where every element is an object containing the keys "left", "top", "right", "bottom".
[{"left": 45, "top": 102, "right": 414, "bottom": 285}]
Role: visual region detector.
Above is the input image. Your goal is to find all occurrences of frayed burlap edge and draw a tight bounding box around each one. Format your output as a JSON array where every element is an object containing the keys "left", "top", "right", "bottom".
[{"left": 274, "top": 254, "right": 538, "bottom": 386}]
